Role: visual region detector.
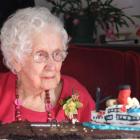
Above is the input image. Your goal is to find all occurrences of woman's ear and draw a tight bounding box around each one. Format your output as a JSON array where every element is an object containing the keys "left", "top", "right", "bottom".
[{"left": 12, "top": 59, "right": 22, "bottom": 73}]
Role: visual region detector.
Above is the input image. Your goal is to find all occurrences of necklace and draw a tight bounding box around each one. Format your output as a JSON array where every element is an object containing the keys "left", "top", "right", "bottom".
[
  {"left": 44, "top": 90, "right": 53, "bottom": 122},
  {"left": 14, "top": 90, "right": 54, "bottom": 122},
  {"left": 15, "top": 93, "right": 22, "bottom": 121}
]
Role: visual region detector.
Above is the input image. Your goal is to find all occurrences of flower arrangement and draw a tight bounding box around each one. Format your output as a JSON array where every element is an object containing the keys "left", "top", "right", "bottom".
[{"left": 59, "top": 89, "right": 83, "bottom": 120}]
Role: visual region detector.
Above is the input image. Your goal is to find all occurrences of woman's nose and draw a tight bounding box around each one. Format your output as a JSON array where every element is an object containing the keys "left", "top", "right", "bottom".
[{"left": 44, "top": 57, "right": 55, "bottom": 71}]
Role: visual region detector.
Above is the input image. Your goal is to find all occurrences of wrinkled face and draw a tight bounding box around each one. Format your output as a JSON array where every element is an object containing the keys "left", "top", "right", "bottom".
[{"left": 17, "top": 27, "right": 66, "bottom": 91}]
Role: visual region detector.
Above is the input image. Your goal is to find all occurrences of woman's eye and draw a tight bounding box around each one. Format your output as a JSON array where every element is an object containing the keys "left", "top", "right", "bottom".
[
  {"left": 38, "top": 52, "right": 45, "bottom": 57},
  {"left": 34, "top": 51, "right": 48, "bottom": 62}
]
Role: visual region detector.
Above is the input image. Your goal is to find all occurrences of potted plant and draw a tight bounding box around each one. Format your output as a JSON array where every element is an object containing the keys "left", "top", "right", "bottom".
[{"left": 45, "top": 0, "right": 135, "bottom": 43}]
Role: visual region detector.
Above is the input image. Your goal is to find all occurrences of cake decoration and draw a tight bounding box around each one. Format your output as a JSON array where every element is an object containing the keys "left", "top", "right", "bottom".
[
  {"left": 90, "top": 85, "right": 140, "bottom": 130},
  {"left": 117, "top": 85, "right": 131, "bottom": 105},
  {"left": 83, "top": 122, "right": 140, "bottom": 131},
  {"left": 95, "top": 87, "right": 112, "bottom": 111}
]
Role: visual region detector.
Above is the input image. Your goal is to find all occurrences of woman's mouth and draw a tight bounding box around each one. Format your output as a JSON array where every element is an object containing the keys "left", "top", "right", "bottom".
[{"left": 42, "top": 76, "right": 55, "bottom": 80}]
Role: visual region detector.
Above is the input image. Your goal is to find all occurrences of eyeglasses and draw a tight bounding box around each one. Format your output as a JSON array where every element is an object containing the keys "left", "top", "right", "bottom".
[{"left": 33, "top": 49, "right": 68, "bottom": 63}]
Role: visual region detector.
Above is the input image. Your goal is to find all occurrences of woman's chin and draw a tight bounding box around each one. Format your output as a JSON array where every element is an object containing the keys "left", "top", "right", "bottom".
[
  {"left": 40, "top": 78, "right": 60, "bottom": 90},
  {"left": 41, "top": 83, "right": 58, "bottom": 90}
]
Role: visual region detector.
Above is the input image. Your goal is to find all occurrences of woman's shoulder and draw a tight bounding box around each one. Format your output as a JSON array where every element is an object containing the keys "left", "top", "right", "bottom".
[
  {"left": 61, "top": 75, "right": 83, "bottom": 87},
  {"left": 61, "top": 74, "right": 78, "bottom": 82},
  {"left": 0, "top": 71, "right": 16, "bottom": 98},
  {"left": 0, "top": 72, "right": 16, "bottom": 84},
  {"left": 61, "top": 74, "right": 89, "bottom": 95},
  {"left": 61, "top": 74, "right": 95, "bottom": 107}
]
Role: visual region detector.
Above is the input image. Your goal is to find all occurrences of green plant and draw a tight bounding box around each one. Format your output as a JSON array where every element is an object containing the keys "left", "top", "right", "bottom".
[
  {"left": 46, "top": 0, "right": 135, "bottom": 39},
  {"left": 45, "top": 0, "right": 82, "bottom": 15},
  {"left": 91, "top": 0, "right": 135, "bottom": 34}
]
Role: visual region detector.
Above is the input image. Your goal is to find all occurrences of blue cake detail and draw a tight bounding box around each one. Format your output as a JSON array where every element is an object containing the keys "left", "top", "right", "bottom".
[{"left": 83, "top": 122, "right": 140, "bottom": 131}]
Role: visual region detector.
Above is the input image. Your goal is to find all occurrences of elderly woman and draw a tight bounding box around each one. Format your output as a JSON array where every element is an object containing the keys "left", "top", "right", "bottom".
[{"left": 0, "top": 7, "right": 95, "bottom": 123}]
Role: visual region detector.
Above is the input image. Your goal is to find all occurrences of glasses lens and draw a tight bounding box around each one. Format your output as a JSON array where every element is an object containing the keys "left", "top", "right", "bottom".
[
  {"left": 53, "top": 50, "right": 67, "bottom": 62},
  {"left": 33, "top": 50, "right": 49, "bottom": 63}
]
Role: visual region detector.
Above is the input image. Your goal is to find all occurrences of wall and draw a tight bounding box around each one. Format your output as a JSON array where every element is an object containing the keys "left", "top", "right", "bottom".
[{"left": 113, "top": 0, "right": 140, "bottom": 35}]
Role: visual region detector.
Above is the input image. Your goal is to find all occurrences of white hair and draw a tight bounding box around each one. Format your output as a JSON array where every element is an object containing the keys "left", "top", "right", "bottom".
[{"left": 0, "top": 7, "right": 69, "bottom": 73}]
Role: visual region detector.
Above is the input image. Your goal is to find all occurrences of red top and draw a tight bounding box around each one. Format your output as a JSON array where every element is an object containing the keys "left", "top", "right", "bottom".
[{"left": 0, "top": 72, "right": 95, "bottom": 123}]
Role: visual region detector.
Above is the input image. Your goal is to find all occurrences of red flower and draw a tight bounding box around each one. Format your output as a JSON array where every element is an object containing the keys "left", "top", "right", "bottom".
[
  {"left": 121, "top": 105, "right": 127, "bottom": 112},
  {"left": 136, "top": 28, "right": 140, "bottom": 37}
]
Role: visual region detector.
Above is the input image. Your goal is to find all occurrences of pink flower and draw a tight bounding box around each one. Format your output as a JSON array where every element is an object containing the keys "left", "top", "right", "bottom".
[
  {"left": 73, "top": 19, "right": 80, "bottom": 25},
  {"left": 105, "top": 28, "right": 116, "bottom": 41},
  {"left": 136, "top": 28, "right": 140, "bottom": 37}
]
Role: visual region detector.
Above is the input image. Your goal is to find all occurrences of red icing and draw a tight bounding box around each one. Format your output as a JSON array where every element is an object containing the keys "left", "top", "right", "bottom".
[{"left": 118, "top": 89, "right": 131, "bottom": 105}]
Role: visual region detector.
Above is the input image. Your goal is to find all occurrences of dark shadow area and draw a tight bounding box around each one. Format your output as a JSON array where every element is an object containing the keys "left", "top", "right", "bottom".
[{"left": 0, "top": 0, "right": 34, "bottom": 29}]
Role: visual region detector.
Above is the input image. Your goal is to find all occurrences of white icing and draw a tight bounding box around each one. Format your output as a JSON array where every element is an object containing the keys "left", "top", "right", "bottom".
[{"left": 91, "top": 105, "right": 140, "bottom": 125}]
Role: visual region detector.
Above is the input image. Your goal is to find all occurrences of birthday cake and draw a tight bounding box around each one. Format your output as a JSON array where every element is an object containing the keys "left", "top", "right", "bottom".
[{"left": 1, "top": 85, "right": 140, "bottom": 139}]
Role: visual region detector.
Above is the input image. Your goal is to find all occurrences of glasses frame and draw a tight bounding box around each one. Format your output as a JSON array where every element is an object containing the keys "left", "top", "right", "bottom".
[{"left": 33, "top": 49, "right": 68, "bottom": 63}]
